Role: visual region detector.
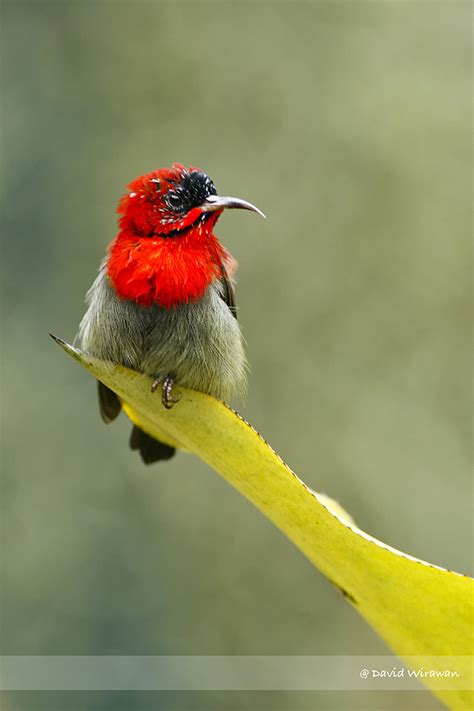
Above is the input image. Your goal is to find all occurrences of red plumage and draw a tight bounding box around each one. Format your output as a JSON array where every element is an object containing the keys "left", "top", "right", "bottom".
[
  {"left": 107, "top": 221, "right": 227, "bottom": 308},
  {"left": 106, "top": 164, "right": 230, "bottom": 308}
]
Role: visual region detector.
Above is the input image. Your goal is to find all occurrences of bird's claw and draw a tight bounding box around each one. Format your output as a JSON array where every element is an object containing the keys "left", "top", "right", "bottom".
[
  {"left": 162, "top": 375, "right": 181, "bottom": 409},
  {"left": 151, "top": 375, "right": 181, "bottom": 410}
]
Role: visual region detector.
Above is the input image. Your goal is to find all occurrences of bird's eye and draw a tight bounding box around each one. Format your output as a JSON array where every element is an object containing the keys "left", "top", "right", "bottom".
[{"left": 166, "top": 191, "right": 184, "bottom": 210}]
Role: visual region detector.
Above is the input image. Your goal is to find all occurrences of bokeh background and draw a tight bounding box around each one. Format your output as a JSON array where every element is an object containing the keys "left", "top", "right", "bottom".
[{"left": 1, "top": 1, "right": 471, "bottom": 710}]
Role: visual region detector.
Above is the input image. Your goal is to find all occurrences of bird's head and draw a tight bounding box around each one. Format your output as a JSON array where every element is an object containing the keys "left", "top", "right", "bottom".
[
  {"left": 117, "top": 162, "right": 265, "bottom": 238},
  {"left": 107, "top": 164, "right": 265, "bottom": 309}
]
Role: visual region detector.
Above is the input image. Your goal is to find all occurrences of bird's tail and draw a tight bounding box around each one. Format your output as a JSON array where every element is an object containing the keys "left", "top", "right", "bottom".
[
  {"left": 129, "top": 425, "right": 176, "bottom": 464},
  {"left": 97, "top": 381, "right": 176, "bottom": 464}
]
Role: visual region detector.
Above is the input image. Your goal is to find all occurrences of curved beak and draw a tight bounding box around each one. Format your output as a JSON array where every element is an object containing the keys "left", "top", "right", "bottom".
[{"left": 201, "top": 194, "right": 266, "bottom": 219}]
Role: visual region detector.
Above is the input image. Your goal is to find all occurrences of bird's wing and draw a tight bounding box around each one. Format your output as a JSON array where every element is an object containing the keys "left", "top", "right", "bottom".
[
  {"left": 219, "top": 262, "right": 238, "bottom": 319},
  {"left": 97, "top": 380, "right": 122, "bottom": 423}
]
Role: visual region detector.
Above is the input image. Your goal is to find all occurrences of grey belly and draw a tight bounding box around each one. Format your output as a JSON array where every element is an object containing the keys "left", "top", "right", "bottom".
[{"left": 76, "top": 268, "right": 247, "bottom": 402}]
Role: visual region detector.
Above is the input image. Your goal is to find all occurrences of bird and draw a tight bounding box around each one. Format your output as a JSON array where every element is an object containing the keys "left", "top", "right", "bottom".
[{"left": 76, "top": 162, "right": 265, "bottom": 464}]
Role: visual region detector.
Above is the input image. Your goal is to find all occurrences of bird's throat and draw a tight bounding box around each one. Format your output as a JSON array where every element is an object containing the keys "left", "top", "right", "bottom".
[{"left": 107, "top": 225, "right": 227, "bottom": 308}]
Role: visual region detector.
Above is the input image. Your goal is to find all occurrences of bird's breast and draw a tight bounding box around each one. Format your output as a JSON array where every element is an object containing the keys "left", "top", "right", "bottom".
[{"left": 77, "top": 268, "right": 247, "bottom": 402}]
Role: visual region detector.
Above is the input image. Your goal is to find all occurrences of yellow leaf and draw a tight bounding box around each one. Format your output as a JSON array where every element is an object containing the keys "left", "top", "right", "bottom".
[{"left": 53, "top": 336, "right": 474, "bottom": 710}]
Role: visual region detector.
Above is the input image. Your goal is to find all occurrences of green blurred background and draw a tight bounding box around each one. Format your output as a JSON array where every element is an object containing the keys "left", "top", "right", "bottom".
[{"left": 1, "top": 1, "right": 471, "bottom": 710}]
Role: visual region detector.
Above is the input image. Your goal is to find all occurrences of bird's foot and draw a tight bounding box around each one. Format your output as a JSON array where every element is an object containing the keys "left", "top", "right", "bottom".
[{"left": 151, "top": 374, "right": 181, "bottom": 410}]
